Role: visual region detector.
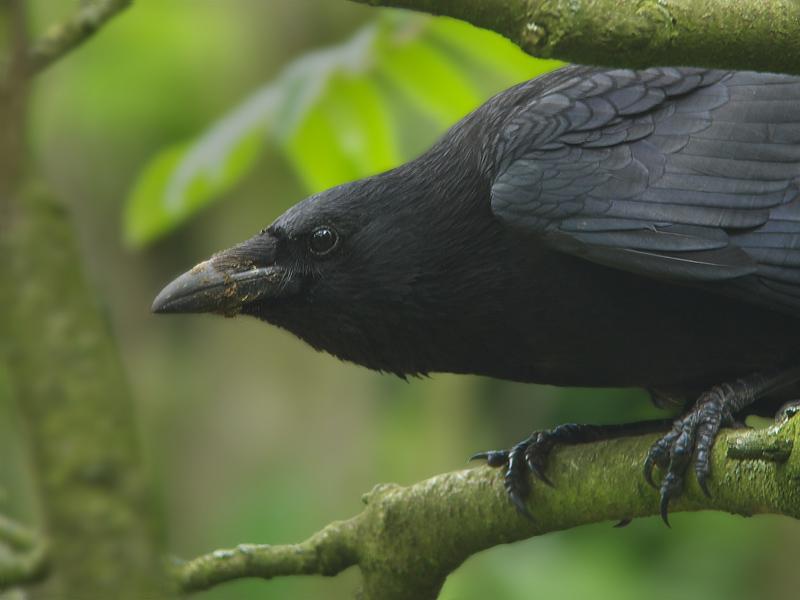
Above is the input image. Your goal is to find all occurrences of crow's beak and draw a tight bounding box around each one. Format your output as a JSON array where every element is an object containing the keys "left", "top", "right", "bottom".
[{"left": 152, "top": 232, "right": 295, "bottom": 316}]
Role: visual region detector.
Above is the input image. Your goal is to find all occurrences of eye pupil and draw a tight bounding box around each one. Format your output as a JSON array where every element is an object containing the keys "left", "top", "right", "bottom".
[{"left": 309, "top": 227, "right": 338, "bottom": 256}]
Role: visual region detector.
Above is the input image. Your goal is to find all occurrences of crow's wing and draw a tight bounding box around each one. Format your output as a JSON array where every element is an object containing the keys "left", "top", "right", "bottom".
[{"left": 490, "top": 66, "right": 800, "bottom": 312}]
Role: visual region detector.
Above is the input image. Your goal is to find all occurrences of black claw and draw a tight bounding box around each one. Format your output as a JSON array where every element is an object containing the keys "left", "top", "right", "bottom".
[
  {"left": 644, "top": 442, "right": 668, "bottom": 489},
  {"left": 468, "top": 451, "right": 488, "bottom": 462},
  {"left": 504, "top": 445, "right": 531, "bottom": 505},
  {"left": 643, "top": 429, "right": 680, "bottom": 492},
  {"left": 658, "top": 471, "right": 682, "bottom": 527},
  {"left": 613, "top": 517, "right": 633, "bottom": 528},
  {"left": 535, "top": 470, "right": 554, "bottom": 487},
  {"left": 504, "top": 456, "right": 534, "bottom": 519},
  {"left": 508, "top": 489, "right": 534, "bottom": 520},
  {"left": 525, "top": 454, "right": 553, "bottom": 486},
  {"left": 693, "top": 418, "right": 719, "bottom": 497},
  {"left": 643, "top": 455, "right": 657, "bottom": 489},
  {"left": 659, "top": 492, "right": 672, "bottom": 528},
  {"left": 469, "top": 450, "right": 509, "bottom": 467}
]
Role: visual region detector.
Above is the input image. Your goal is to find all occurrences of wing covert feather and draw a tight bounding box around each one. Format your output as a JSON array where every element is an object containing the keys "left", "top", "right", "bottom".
[{"left": 490, "top": 67, "right": 800, "bottom": 311}]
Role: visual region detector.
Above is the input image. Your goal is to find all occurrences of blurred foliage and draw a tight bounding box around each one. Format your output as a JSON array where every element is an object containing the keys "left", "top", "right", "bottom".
[
  {"left": 11, "top": 1, "right": 800, "bottom": 600},
  {"left": 124, "top": 12, "right": 560, "bottom": 247}
]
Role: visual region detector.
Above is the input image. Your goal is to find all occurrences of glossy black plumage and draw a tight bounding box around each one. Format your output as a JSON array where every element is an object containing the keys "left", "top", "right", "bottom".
[
  {"left": 490, "top": 67, "right": 800, "bottom": 314},
  {"left": 154, "top": 65, "right": 800, "bottom": 517}
]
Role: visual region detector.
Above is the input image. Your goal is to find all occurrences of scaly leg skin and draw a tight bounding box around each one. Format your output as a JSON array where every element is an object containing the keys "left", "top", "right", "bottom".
[
  {"left": 472, "top": 420, "right": 674, "bottom": 518},
  {"left": 644, "top": 366, "right": 800, "bottom": 526}
]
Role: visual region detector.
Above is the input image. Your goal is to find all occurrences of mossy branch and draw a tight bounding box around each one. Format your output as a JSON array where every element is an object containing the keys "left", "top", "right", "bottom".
[
  {"left": 176, "top": 412, "right": 800, "bottom": 599},
  {"left": 351, "top": 0, "right": 800, "bottom": 75},
  {"left": 1, "top": 183, "right": 165, "bottom": 598},
  {"left": 2, "top": 0, "right": 164, "bottom": 595}
]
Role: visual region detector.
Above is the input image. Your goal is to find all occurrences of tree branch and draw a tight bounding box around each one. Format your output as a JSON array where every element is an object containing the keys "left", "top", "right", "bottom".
[
  {"left": 176, "top": 411, "right": 800, "bottom": 599},
  {"left": 1, "top": 1, "right": 163, "bottom": 595},
  {"left": 1, "top": 182, "right": 166, "bottom": 599},
  {"left": 25, "top": 0, "right": 133, "bottom": 76},
  {"left": 351, "top": 0, "right": 800, "bottom": 74}
]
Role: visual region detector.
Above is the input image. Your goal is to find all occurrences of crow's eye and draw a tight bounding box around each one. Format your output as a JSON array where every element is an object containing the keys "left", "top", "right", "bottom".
[{"left": 309, "top": 226, "right": 338, "bottom": 256}]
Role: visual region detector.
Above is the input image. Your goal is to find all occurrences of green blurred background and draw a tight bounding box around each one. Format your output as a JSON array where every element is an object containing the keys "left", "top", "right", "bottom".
[{"left": 3, "top": 0, "right": 799, "bottom": 598}]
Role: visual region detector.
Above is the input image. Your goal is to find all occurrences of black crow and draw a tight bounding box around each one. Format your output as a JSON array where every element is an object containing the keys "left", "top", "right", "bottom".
[{"left": 153, "top": 65, "right": 800, "bottom": 523}]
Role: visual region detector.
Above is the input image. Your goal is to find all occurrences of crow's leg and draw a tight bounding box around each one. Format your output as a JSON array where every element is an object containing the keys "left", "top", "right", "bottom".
[
  {"left": 644, "top": 366, "right": 800, "bottom": 525},
  {"left": 472, "top": 419, "right": 673, "bottom": 518}
]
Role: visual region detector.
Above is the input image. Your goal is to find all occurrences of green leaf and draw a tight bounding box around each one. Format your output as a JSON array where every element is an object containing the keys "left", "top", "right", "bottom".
[
  {"left": 125, "top": 144, "right": 186, "bottom": 247},
  {"left": 427, "top": 17, "right": 564, "bottom": 84},
  {"left": 124, "top": 23, "right": 382, "bottom": 247},
  {"left": 125, "top": 11, "right": 561, "bottom": 248},
  {"left": 124, "top": 126, "right": 265, "bottom": 247},
  {"left": 284, "top": 75, "right": 400, "bottom": 192},
  {"left": 375, "top": 36, "right": 481, "bottom": 127}
]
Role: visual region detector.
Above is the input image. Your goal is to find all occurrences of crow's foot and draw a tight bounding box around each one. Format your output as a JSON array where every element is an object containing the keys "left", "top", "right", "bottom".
[
  {"left": 644, "top": 368, "right": 800, "bottom": 525},
  {"left": 643, "top": 386, "right": 733, "bottom": 526},
  {"left": 473, "top": 420, "right": 671, "bottom": 518}
]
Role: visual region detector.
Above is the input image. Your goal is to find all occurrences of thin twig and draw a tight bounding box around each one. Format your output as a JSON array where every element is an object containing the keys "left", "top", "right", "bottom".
[
  {"left": 25, "top": 0, "right": 133, "bottom": 76},
  {"left": 174, "top": 522, "right": 358, "bottom": 592}
]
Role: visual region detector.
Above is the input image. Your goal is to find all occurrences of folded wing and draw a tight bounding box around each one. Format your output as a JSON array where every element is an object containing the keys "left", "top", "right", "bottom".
[{"left": 490, "top": 66, "right": 800, "bottom": 311}]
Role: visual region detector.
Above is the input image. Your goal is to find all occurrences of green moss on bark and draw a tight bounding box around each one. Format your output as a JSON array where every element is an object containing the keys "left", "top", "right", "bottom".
[
  {"left": 352, "top": 0, "right": 800, "bottom": 74},
  {"left": 0, "top": 184, "right": 165, "bottom": 598},
  {"left": 177, "top": 414, "right": 800, "bottom": 600}
]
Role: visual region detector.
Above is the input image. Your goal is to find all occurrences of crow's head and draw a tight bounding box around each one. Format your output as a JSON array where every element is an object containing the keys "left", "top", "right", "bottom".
[
  {"left": 151, "top": 178, "right": 378, "bottom": 322},
  {"left": 151, "top": 142, "right": 528, "bottom": 376}
]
